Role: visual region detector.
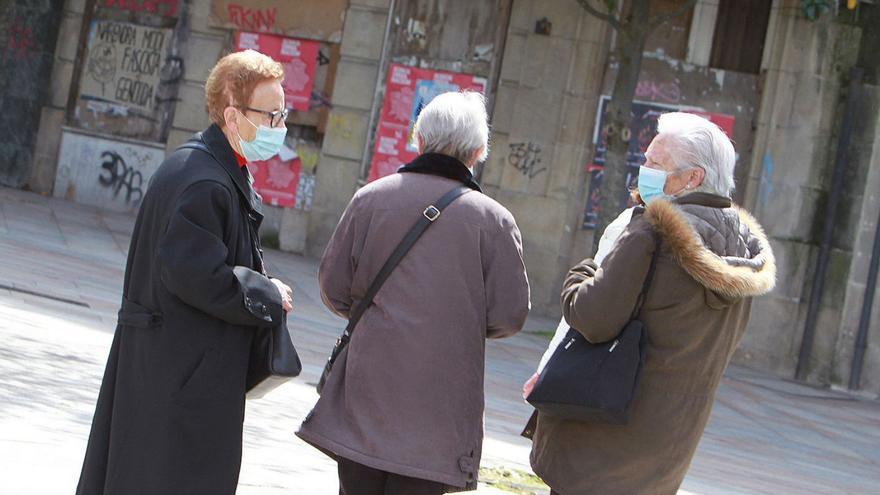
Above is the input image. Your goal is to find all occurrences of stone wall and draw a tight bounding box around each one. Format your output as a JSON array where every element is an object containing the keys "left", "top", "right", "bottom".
[{"left": 740, "top": 1, "right": 864, "bottom": 383}]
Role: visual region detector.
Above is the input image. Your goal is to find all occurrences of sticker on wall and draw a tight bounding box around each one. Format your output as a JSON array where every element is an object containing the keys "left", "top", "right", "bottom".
[
  {"left": 234, "top": 31, "right": 320, "bottom": 112},
  {"left": 368, "top": 63, "right": 486, "bottom": 182}
]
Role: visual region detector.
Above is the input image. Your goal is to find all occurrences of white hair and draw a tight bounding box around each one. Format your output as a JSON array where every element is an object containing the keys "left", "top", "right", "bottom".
[
  {"left": 413, "top": 91, "right": 489, "bottom": 164},
  {"left": 656, "top": 112, "right": 736, "bottom": 197}
]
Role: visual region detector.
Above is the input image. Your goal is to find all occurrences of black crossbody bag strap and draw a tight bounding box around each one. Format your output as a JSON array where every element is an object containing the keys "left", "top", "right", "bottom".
[
  {"left": 630, "top": 233, "right": 662, "bottom": 320},
  {"left": 317, "top": 185, "right": 471, "bottom": 393}
]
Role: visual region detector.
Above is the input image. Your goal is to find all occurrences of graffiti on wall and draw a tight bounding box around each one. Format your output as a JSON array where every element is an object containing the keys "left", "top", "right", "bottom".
[
  {"left": 508, "top": 141, "right": 546, "bottom": 179},
  {"left": 79, "top": 20, "right": 172, "bottom": 112},
  {"left": 98, "top": 151, "right": 145, "bottom": 204},
  {"left": 210, "top": 0, "right": 349, "bottom": 41},
  {"left": 7, "top": 18, "right": 36, "bottom": 61},
  {"left": 53, "top": 130, "right": 165, "bottom": 212},
  {"left": 634, "top": 80, "right": 682, "bottom": 104},
  {"left": 227, "top": 4, "right": 277, "bottom": 31},
  {"left": 101, "top": 0, "right": 179, "bottom": 17}
]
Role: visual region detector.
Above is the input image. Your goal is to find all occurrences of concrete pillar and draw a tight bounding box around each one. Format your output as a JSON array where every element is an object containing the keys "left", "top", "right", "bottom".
[
  {"left": 482, "top": 0, "right": 613, "bottom": 316},
  {"left": 302, "top": 0, "right": 391, "bottom": 257}
]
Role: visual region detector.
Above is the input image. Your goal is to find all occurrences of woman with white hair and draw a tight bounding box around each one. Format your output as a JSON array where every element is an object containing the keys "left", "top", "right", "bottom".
[
  {"left": 297, "top": 91, "right": 530, "bottom": 494},
  {"left": 526, "top": 112, "right": 776, "bottom": 494}
]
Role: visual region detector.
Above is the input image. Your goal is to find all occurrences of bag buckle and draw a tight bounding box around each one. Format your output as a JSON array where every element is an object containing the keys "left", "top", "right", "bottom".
[{"left": 423, "top": 205, "right": 441, "bottom": 222}]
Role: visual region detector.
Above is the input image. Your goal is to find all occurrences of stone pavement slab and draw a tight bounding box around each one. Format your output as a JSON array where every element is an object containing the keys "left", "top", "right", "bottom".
[{"left": 1, "top": 186, "right": 878, "bottom": 495}]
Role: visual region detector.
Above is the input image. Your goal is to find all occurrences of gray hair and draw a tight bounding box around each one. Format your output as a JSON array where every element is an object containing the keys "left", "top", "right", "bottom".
[
  {"left": 413, "top": 91, "right": 489, "bottom": 164},
  {"left": 656, "top": 112, "right": 736, "bottom": 197}
]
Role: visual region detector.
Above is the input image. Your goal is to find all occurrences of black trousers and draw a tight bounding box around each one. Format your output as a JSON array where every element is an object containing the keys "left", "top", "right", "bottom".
[{"left": 337, "top": 456, "right": 447, "bottom": 495}]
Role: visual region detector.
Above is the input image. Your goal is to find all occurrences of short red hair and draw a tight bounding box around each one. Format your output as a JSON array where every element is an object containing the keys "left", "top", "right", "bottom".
[{"left": 205, "top": 49, "right": 284, "bottom": 126}]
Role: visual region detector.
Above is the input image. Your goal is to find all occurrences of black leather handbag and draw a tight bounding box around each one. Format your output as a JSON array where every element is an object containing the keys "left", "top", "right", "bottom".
[
  {"left": 317, "top": 185, "right": 472, "bottom": 394},
  {"left": 526, "top": 235, "right": 660, "bottom": 424},
  {"left": 246, "top": 315, "right": 302, "bottom": 398},
  {"left": 242, "top": 199, "right": 301, "bottom": 399}
]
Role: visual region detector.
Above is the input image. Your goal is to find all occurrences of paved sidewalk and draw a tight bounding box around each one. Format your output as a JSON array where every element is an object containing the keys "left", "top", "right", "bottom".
[{"left": 0, "top": 186, "right": 878, "bottom": 494}]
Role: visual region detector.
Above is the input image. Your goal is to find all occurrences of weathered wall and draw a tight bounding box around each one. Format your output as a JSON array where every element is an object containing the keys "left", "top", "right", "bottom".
[
  {"left": 741, "top": 1, "right": 863, "bottom": 384},
  {"left": 833, "top": 83, "right": 880, "bottom": 396},
  {"left": 302, "top": 0, "right": 512, "bottom": 258},
  {"left": 480, "top": 0, "right": 613, "bottom": 317},
  {"left": 301, "top": 0, "right": 391, "bottom": 257},
  {"left": 0, "top": 0, "right": 64, "bottom": 188},
  {"left": 26, "top": 0, "right": 86, "bottom": 193}
]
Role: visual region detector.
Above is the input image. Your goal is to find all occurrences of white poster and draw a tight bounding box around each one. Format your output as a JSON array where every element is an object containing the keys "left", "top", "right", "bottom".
[{"left": 79, "top": 20, "right": 172, "bottom": 112}]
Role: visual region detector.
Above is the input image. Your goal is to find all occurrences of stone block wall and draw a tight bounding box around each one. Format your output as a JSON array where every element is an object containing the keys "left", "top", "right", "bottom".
[
  {"left": 741, "top": 0, "right": 867, "bottom": 386},
  {"left": 303, "top": 0, "right": 390, "bottom": 258},
  {"left": 481, "top": 0, "right": 613, "bottom": 317}
]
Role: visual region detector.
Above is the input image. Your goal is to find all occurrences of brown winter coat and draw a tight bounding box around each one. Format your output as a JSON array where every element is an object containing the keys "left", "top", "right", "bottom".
[
  {"left": 297, "top": 154, "right": 531, "bottom": 491},
  {"left": 530, "top": 193, "right": 776, "bottom": 494}
]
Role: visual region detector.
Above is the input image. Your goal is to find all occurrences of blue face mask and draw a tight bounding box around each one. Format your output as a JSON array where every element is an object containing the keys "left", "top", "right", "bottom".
[
  {"left": 637, "top": 166, "right": 668, "bottom": 204},
  {"left": 237, "top": 112, "right": 287, "bottom": 162}
]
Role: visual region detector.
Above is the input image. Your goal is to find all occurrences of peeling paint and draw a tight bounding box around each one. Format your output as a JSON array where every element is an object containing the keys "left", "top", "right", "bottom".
[{"left": 715, "top": 70, "right": 726, "bottom": 90}]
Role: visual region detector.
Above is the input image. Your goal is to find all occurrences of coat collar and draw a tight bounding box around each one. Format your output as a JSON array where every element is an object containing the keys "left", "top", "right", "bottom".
[
  {"left": 198, "top": 124, "right": 263, "bottom": 215},
  {"left": 644, "top": 199, "right": 776, "bottom": 300},
  {"left": 398, "top": 153, "right": 482, "bottom": 192},
  {"left": 673, "top": 192, "right": 732, "bottom": 209}
]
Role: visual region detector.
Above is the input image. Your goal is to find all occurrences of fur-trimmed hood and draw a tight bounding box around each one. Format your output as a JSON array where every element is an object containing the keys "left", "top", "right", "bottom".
[{"left": 643, "top": 198, "right": 776, "bottom": 300}]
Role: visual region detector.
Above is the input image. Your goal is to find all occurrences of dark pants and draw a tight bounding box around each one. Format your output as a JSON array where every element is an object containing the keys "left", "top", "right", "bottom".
[{"left": 337, "top": 457, "right": 447, "bottom": 495}]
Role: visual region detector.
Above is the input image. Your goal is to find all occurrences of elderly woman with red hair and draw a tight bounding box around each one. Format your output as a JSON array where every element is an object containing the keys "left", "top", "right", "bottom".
[{"left": 76, "top": 49, "right": 294, "bottom": 494}]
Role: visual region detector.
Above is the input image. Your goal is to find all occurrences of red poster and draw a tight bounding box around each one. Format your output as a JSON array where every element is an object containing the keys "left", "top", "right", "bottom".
[
  {"left": 234, "top": 31, "right": 319, "bottom": 112},
  {"left": 246, "top": 153, "right": 302, "bottom": 207},
  {"left": 368, "top": 63, "right": 487, "bottom": 182}
]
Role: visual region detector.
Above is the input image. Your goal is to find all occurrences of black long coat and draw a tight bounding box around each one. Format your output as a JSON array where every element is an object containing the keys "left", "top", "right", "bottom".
[{"left": 76, "top": 124, "right": 285, "bottom": 494}]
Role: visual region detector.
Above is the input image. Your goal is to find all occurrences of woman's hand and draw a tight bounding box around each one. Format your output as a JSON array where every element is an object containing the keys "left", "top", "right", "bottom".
[
  {"left": 271, "top": 278, "right": 293, "bottom": 312},
  {"left": 522, "top": 372, "right": 539, "bottom": 400}
]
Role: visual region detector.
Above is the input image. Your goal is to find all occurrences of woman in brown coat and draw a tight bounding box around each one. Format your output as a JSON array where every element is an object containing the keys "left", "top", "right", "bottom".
[
  {"left": 528, "top": 112, "right": 776, "bottom": 494},
  {"left": 297, "top": 92, "right": 531, "bottom": 494}
]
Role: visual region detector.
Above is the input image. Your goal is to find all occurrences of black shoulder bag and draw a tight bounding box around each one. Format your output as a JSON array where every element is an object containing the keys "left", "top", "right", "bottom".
[
  {"left": 179, "top": 141, "right": 302, "bottom": 399},
  {"left": 317, "top": 185, "right": 472, "bottom": 394},
  {"left": 526, "top": 234, "right": 661, "bottom": 424}
]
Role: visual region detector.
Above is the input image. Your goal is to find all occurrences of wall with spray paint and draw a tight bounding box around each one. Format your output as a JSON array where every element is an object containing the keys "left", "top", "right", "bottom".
[
  {"left": 53, "top": 129, "right": 165, "bottom": 212},
  {"left": 0, "top": 0, "right": 64, "bottom": 188}
]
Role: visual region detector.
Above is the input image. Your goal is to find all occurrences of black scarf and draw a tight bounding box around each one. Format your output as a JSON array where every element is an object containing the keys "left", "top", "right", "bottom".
[{"left": 397, "top": 153, "right": 482, "bottom": 192}]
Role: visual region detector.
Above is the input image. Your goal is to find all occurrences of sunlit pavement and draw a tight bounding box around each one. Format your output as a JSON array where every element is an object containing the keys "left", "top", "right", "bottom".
[{"left": 1, "top": 186, "right": 878, "bottom": 495}]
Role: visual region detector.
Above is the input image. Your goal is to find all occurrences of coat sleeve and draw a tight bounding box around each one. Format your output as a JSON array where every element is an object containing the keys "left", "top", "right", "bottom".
[
  {"left": 317, "top": 192, "right": 362, "bottom": 319},
  {"left": 157, "top": 180, "right": 283, "bottom": 327},
  {"left": 561, "top": 221, "right": 655, "bottom": 344},
  {"left": 484, "top": 220, "right": 531, "bottom": 339}
]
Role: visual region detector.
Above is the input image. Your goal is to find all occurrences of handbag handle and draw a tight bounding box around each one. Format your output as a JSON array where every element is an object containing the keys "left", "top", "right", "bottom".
[
  {"left": 630, "top": 233, "right": 662, "bottom": 320},
  {"left": 342, "top": 185, "right": 472, "bottom": 339}
]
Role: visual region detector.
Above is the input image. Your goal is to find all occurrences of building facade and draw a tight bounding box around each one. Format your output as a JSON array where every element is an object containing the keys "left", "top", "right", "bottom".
[{"left": 2, "top": 0, "right": 879, "bottom": 396}]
